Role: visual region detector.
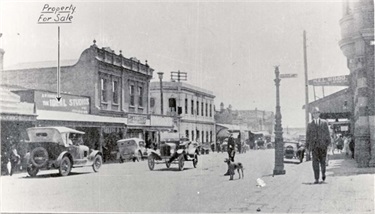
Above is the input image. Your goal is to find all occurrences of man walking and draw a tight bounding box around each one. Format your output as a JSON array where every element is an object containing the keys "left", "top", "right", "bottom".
[
  {"left": 306, "top": 107, "right": 331, "bottom": 184},
  {"left": 224, "top": 133, "right": 236, "bottom": 176}
]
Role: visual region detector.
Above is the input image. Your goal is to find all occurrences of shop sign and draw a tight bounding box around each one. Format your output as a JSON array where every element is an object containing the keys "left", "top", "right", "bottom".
[
  {"left": 128, "top": 114, "right": 147, "bottom": 125},
  {"left": 0, "top": 114, "right": 35, "bottom": 121},
  {"left": 35, "top": 91, "right": 90, "bottom": 114},
  {"left": 308, "top": 75, "right": 350, "bottom": 86}
]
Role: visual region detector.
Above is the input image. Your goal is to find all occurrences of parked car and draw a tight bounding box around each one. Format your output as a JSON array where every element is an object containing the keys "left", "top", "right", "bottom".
[
  {"left": 284, "top": 141, "right": 298, "bottom": 159},
  {"left": 116, "top": 138, "right": 148, "bottom": 163},
  {"left": 147, "top": 138, "right": 199, "bottom": 171},
  {"left": 24, "top": 127, "right": 103, "bottom": 177}
]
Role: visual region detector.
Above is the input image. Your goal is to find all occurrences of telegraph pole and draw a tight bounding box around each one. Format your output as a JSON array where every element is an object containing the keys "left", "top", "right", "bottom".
[{"left": 303, "top": 30, "right": 311, "bottom": 161}]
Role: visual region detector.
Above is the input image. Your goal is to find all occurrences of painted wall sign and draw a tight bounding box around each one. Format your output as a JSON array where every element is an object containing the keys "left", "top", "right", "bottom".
[
  {"left": 308, "top": 75, "right": 350, "bottom": 86},
  {"left": 128, "top": 114, "right": 147, "bottom": 125},
  {"left": 38, "top": 4, "right": 76, "bottom": 24},
  {"left": 35, "top": 91, "right": 90, "bottom": 114}
]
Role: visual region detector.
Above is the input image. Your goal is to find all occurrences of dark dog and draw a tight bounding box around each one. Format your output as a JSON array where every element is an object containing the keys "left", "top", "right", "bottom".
[{"left": 224, "top": 158, "right": 244, "bottom": 180}]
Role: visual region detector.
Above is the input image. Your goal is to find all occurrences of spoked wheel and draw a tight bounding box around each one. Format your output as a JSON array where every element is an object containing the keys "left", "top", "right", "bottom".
[
  {"left": 59, "top": 156, "right": 72, "bottom": 176},
  {"left": 166, "top": 160, "right": 171, "bottom": 168},
  {"left": 138, "top": 151, "right": 144, "bottom": 161},
  {"left": 178, "top": 155, "right": 185, "bottom": 171},
  {"left": 92, "top": 155, "right": 103, "bottom": 172},
  {"left": 27, "top": 165, "right": 39, "bottom": 177},
  {"left": 148, "top": 155, "right": 155, "bottom": 170},
  {"left": 193, "top": 155, "right": 198, "bottom": 168}
]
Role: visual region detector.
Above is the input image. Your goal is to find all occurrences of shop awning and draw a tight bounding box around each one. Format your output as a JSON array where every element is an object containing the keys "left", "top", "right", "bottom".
[
  {"left": 302, "top": 88, "right": 352, "bottom": 119},
  {"left": 36, "top": 110, "right": 127, "bottom": 124}
]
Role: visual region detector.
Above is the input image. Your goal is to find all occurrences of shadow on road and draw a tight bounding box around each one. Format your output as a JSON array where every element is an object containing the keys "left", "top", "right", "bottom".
[
  {"left": 21, "top": 171, "right": 91, "bottom": 179},
  {"left": 153, "top": 167, "right": 194, "bottom": 172}
]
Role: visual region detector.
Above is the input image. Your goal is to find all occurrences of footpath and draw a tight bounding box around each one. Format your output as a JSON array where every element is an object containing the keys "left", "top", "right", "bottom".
[{"left": 229, "top": 153, "right": 375, "bottom": 213}]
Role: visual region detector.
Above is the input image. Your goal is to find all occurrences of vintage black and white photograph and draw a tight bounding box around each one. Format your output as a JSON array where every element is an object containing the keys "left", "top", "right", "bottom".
[{"left": 0, "top": 0, "right": 374, "bottom": 213}]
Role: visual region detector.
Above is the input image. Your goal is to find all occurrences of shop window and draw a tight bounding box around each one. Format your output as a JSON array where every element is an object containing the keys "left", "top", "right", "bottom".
[
  {"left": 196, "top": 130, "right": 199, "bottom": 141},
  {"left": 101, "top": 78, "right": 108, "bottom": 102},
  {"left": 130, "top": 85, "right": 135, "bottom": 106},
  {"left": 201, "top": 131, "right": 204, "bottom": 142},
  {"left": 185, "top": 130, "right": 189, "bottom": 139},
  {"left": 112, "top": 80, "right": 119, "bottom": 104},
  {"left": 138, "top": 86, "right": 143, "bottom": 107}
]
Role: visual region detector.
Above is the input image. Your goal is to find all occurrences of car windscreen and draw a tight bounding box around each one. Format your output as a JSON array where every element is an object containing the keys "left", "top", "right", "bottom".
[{"left": 27, "top": 128, "right": 63, "bottom": 144}]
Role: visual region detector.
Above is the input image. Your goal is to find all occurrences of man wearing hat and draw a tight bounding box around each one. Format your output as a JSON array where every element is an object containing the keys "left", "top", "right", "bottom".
[
  {"left": 306, "top": 107, "right": 331, "bottom": 184},
  {"left": 224, "top": 133, "right": 236, "bottom": 176}
]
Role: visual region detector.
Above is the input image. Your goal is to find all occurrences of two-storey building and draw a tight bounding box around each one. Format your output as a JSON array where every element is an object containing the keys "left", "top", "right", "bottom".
[
  {"left": 1, "top": 41, "right": 175, "bottom": 155},
  {"left": 150, "top": 81, "right": 216, "bottom": 144}
]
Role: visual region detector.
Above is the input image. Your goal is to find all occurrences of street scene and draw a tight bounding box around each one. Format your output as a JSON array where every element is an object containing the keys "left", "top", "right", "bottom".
[{"left": 0, "top": 0, "right": 374, "bottom": 213}]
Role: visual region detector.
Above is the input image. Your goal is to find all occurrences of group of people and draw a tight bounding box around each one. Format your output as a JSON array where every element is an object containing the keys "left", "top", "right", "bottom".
[{"left": 330, "top": 134, "right": 354, "bottom": 158}]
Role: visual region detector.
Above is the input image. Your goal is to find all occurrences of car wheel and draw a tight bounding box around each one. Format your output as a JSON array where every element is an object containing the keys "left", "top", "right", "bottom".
[
  {"left": 92, "top": 155, "right": 103, "bottom": 172},
  {"left": 30, "top": 147, "right": 49, "bottom": 168},
  {"left": 119, "top": 156, "right": 124, "bottom": 164},
  {"left": 148, "top": 155, "right": 155, "bottom": 170},
  {"left": 166, "top": 160, "right": 171, "bottom": 168},
  {"left": 27, "top": 165, "right": 39, "bottom": 177},
  {"left": 178, "top": 155, "right": 184, "bottom": 171},
  {"left": 59, "top": 156, "right": 72, "bottom": 176},
  {"left": 193, "top": 155, "right": 198, "bottom": 168}
]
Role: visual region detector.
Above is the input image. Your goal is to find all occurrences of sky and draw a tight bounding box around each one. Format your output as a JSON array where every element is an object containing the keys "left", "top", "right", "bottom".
[{"left": 0, "top": 0, "right": 349, "bottom": 128}]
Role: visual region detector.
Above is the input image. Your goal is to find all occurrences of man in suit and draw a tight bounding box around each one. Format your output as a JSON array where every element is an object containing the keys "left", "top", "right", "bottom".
[{"left": 306, "top": 107, "right": 331, "bottom": 184}]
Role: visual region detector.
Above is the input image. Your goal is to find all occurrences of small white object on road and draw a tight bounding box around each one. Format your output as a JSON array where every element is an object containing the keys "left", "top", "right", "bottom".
[{"left": 256, "top": 178, "right": 266, "bottom": 187}]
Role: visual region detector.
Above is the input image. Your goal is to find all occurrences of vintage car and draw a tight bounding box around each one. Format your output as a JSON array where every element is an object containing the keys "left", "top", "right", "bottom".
[
  {"left": 147, "top": 138, "right": 199, "bottom": 171},
  {"left": 24, "top": 127, "right": 103, "bottom": 177},
  {"left": 284, "top": 141, "right": 299, "bottom": 159},
  {"left": 116, "top": 138, "right": 148, "bottom": 163}
]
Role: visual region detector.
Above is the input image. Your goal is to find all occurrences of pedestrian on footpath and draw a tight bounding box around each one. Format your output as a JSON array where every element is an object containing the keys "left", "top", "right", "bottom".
[
  {"left": 306, "top": 107, "right": 331, "bottom": 184},
  {"left": 9, "top": 143, "right": 20, "bottom": 176},
  {"left": 224, "top": 133, "right": 236, "bottom": 176}
]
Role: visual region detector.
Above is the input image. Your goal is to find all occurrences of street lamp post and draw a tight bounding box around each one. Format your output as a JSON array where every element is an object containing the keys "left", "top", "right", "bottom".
[
  {"left": 273, "top": 66, "right": 286, "bottom": 175},
  {"left": 157, "top": 72, "right": 164, "bottom": 115}
]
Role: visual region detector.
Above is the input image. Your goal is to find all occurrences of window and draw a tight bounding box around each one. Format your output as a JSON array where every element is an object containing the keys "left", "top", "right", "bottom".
[
  {"left": 112, "top": 80, "right": 119, "bottom": 104},
  {"left": 101, "top": 78, "right": 108, "bottom": 102},
  {"left": 169, "top": 98, "right": 176, "bottom": 113},
  {"left": 138, "top": 86, "right": 143, "bottom": 107},
  {"left": 185, "top": 130, "right": 189, "bottom": 139},
  {"left": 130, "top": 85, "right": 135, "bottom": 106},
  {"left": 197, "top": 101, "right": 199, "bottom": 116},
  {"left": 191, "top": 100, "right": 194, "bottom": 114},
  {"left": 196, "top": 130, "right": 200, "bottom": 141},
  {"left": 206, "top": 131, "right": 209, "bottom": 142},
  {"left": 192, "top": 131, "right": 194, "bottom": 142},
  {"left": 185, "top": 98, "right": 188, "bottom": 114},
  {"left": 210, "top": 104, "right": 212, "bottom": 117},
  {"left": 202, "top": 131, "right": 204, "bottom": 142},
  {"left": 205, "top": 103, "right": 208, "bottom": 116},
  {"left": 201, "top": 102, "right": 204, "bottom": 116},
  {"left": 150, "top": 98, "right": 155, "bottom": 108},
  {"left": 210, "top": 131, "right": 212, "bottom": 142}
]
